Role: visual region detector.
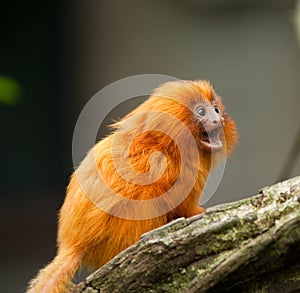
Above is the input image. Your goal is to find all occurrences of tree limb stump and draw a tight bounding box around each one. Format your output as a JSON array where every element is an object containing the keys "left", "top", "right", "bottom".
[{"left": 73, "top": 176, "right": 300, "bottom": 293}]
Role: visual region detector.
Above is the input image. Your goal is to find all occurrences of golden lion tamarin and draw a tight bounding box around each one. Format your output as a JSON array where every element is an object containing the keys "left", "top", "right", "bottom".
[{"left": 27, "top": 80, "right": 237, "bottom": 293}]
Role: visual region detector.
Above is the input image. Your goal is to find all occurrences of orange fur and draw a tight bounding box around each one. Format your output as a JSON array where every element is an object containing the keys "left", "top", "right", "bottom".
[{"left": 26, "top": 80, "right": 238, "bottom": 293}]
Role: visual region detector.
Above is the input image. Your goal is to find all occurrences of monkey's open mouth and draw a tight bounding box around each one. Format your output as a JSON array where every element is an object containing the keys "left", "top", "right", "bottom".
[{"left": 200, "top": 129, "right": 223, "bottom": 151}]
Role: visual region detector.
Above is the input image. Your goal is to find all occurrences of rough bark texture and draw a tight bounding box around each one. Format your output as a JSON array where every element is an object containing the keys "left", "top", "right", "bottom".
[{"left": 73, "top": 176, "right": 300, "bottom": 293}]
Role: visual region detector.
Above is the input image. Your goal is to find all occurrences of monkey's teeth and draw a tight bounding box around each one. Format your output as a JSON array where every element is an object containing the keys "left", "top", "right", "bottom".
[{"left": 200, "top": 129, "right": 222, "bottom": 151}]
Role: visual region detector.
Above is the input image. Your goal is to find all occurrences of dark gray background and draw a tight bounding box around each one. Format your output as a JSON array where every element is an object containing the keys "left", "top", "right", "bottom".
[{"left": 1, "top": 1, "right": 300, "bottom": 292}]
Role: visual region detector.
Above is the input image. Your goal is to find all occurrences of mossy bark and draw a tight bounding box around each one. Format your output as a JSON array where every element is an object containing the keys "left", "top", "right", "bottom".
[{"left": 72, "top": 176, "right": 300, "bottom": 293}]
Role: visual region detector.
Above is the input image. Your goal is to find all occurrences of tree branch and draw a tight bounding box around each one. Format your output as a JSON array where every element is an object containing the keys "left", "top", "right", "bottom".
[{"left": 73, "top": 176, "right": 300, "bottom": 293}]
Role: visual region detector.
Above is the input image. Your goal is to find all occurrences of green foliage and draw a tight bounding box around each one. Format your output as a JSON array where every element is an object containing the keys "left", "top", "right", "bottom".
[{"left": 0, "top": 76, "right": 22, "bottom": 106}]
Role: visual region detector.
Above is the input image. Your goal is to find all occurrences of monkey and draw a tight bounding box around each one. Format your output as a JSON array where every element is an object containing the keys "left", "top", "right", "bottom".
[{"left": 26, "top": 80, "right": 238, "bottom": 293}]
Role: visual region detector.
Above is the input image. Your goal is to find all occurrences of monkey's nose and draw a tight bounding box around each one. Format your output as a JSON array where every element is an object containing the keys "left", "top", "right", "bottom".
[
  {"left": 211, "top": 119, "right": 222, "bottom": 128},
  {"left": 203, "top": 108, "right": 224, "bottom": 131},
  {"left": 207, "top": 116, "right": 223, "bottom": 131}
]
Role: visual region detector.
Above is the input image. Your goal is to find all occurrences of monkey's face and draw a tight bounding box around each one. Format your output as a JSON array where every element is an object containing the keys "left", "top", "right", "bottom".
[
  {"left": 170, "top": 80, "right": 237, "bottom": 155},
  {"left": 194, "top": 101, "right": 225, "bottom": 152},
  {"left": 149, "top": 80, "right": 237, "bottom": 156},
  {"left": 118, "top": 80, "right": 237, "bottom": 157}
]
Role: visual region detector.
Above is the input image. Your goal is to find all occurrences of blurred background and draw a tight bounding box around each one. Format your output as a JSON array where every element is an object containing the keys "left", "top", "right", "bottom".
[{"left": 1, "top": 0, "right": 300, "bottom": 292}]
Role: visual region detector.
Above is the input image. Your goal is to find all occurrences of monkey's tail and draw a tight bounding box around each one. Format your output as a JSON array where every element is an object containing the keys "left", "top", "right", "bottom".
[{"left": 26, "top": 249, "right": 84, "bottom": 293}]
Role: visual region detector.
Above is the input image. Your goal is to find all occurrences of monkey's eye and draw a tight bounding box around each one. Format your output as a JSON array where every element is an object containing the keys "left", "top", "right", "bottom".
[
  {"left": 214, "top": 105, "right": 220, "bottom": 114},
  {"left": 197, "top": 107, "right": 206, "bottom": 117}
]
